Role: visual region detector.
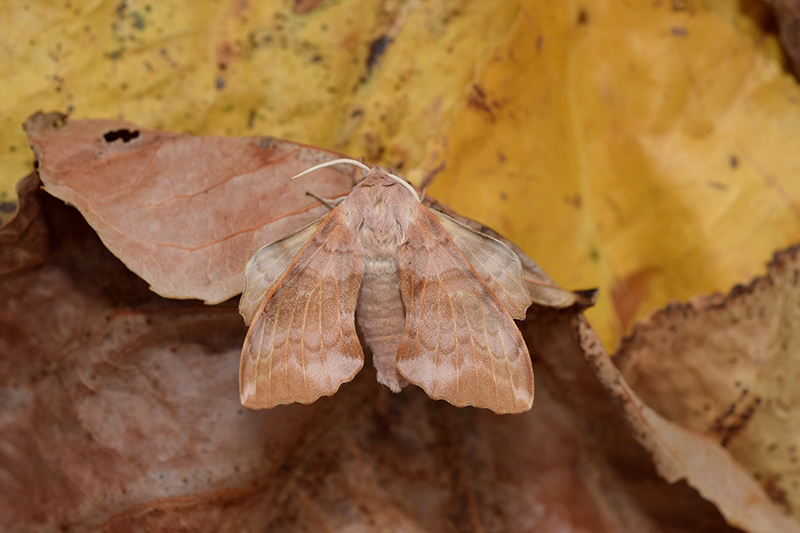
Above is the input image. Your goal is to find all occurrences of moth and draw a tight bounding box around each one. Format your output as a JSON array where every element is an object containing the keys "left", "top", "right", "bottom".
[{"left": 239, "top": 160, "right": 534, "bottom": 414}]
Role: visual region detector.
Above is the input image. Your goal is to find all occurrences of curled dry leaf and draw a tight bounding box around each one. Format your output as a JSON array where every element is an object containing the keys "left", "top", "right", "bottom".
[
  {"left": 0, "top": 179, "right": 754, "bottom": 532},
  {"left": 581, "top": 318, "right": 800, "bottom": 533},
  {"left": 615, "top": 243, "right": 800, "bottom": 522},
  {"left": 24, "top": 112, "right": 358, "bottom": 304},
  {"left": 0, "top": 172, "right": 49, "bottom": 276}
]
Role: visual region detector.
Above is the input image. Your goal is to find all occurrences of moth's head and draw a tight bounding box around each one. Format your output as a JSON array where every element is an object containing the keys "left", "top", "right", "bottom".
[{"left": 354, "top": 167, "right": 420, "bottom": 202}]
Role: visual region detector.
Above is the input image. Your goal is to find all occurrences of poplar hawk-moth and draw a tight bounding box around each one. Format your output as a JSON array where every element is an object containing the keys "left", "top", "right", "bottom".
[{"left": 239, "top": 162, "right": 534, "bottom": 414}]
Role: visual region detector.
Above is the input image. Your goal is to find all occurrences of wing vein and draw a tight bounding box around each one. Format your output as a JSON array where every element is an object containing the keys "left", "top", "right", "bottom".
[
  {"left": 446, "top": 279, "right": 459, "bottom": 396},
  {"left": 493, "top": 304, "right": 516, "bottom": 410},
  {"left": 318, "top": 266, "right": 331, "bottom": 391},
  {"left": 412, "top": 252, "right": 429, "bottom": 374},
  {"left": 283, "top": 290, "right": 302, "bottom": 397},
  {"left": 300, "top": 285, "right": 312, "bottom": 401},
  {"left": 461, "top": 298, "right": 479, "bottom": 404},
  {"left": 478, "top": 298, "right": 500, "bottom": 408},
  {"left": 432, "top": 268, "right": 442, "bottom": 392}
]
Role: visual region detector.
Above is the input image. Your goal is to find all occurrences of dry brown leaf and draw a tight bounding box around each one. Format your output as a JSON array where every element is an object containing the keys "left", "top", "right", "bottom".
[
  {"left": 0, "top": 172, "right": 49, "bottom": 276},
  {"left": 616, "top": 243, "right": 800, "bottom": 522},
  {"left": 0, "top": 172, "right": 761, "bottom": 532},
  {"left": 25, "top": 112, "right": 358, "bottom": 304}
]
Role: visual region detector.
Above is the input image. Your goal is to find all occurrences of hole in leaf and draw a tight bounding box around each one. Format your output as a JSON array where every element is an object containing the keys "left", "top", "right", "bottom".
[{"left": 103, "top": 129, "right": 141, "bottom": 143}]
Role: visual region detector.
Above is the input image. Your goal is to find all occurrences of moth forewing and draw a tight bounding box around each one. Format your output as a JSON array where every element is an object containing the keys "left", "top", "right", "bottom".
[
  {"left": 394, "top": 201, "right": 534, "bottom": 414},
  {"left": 431, "top": 210, "right": 532, "bottom": 320},
  {"left": 239, "top": 217, "right": 324, "bottom": 325},
  {"left": 239, "top": 207, "right": 366, "bottom": 409}
]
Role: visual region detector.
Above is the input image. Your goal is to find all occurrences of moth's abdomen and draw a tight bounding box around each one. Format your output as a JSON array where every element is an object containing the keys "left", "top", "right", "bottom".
[{"left": 355, "top": 257, "right": 408, "bottom": 392}]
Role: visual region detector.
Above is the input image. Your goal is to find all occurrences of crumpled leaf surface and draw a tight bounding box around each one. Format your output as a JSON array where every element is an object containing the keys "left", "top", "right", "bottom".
[
  {"left": 0, "top": 172, "right": 48, "bottom": 276},
  {"left": 615, "top": 243, "right": 800, "bottom": 521},
  {"left": 2, "top": 174, "right": 796, "bottom": 532}
]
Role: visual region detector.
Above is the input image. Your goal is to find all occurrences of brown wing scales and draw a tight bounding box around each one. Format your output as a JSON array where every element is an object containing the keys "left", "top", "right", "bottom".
[
  {"left": 431, "top": 210, "right": 532, "bottom": 319},
  {"left": 396, "top": 204, "right": 534, "bottom": 414},
  {"left": 239, "top": 217, "right": 324, "bottom": 325},
  {"left": 240, "top": 208, "right": 365, "bottom": 408}
]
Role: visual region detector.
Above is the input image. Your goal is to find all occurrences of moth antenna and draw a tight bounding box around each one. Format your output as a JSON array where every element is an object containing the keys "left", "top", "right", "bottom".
[
  {"left": 290, "top": 158, "right": 371, "bottom": 180},
  {"left": 291, "top": 158, "right": 420, "bottom": 202}
]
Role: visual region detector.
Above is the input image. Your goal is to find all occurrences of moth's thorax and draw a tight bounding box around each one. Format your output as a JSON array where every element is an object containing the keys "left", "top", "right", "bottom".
[{"left": 347, "top": 170, "right": 415, "bottom": 262}]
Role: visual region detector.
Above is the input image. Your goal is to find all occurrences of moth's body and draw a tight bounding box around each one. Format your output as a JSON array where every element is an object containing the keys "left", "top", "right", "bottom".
[
  {"left": 239, "top": 167, "right": 535, "bottom": 414},
  {"left": 349, "top": 178, "right": 411, "bottom": 392}
]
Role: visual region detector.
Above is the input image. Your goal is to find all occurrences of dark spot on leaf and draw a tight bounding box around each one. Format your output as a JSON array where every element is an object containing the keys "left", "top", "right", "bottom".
[
  {"left": 670, "top": 26, "right": 688, "bottom": 37},
  {"left": 130, "top": 11, "right": 145, "bottom": 30},
  {"left": 713, "top": 389, "right": 760, "bottom": 446},
  {"left": 576, "top": 7, "right": 589, "bottom": 25},
  {"left": 467, "top": 84, "right": 494, "bottom": 121},
  {"left": 729, "top": 155, "right": 739, "bottom": 169},
  {"left": 707, "top": 180, "right": 728, "bottom": 191},
  {"left": 216, "top": 75, "right": 225, "bottom": 90},
  {"left": 763, "top": 476, "right": 790, "bottom": 510},
  {"left": 293, "top": 0, "right": 325, "bottom": 14},
  {"left": 0, "top": 202, "right": 16, "bottom": 214},
  {"left": 103, "top": 129, "right": 140, "bottom": 143},
  {"left": 565, "top": 194, "right": 582, "bottom": 208},
  {"left": 671, "top": 0, "right": 694, "bottom": 12},
  {"left": 367, "top": 35, "right": 392, "bottom": 73}
]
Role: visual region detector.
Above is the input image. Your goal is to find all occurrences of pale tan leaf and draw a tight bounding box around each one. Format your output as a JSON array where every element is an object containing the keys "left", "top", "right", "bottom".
[
  {"left": 615, "top": 243, "right": 800, "bottom": 522},
  {"left": 25, "top": 112, "right": 357, "bottom": 304}
]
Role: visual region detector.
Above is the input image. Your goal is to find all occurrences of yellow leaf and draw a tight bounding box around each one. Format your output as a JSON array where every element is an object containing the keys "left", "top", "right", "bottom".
[{"left": 425, "top": 0, "right": 800, "bottom": 350}]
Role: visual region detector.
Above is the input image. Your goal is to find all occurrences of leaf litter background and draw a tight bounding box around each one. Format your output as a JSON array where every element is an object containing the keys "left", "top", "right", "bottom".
[{"left": 3, "top": 0, "right": 800, "bottom": 531}]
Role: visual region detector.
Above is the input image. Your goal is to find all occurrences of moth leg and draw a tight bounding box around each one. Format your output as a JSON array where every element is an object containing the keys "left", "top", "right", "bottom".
[{"left": 306, "top": 191, "right": 345, "bottom": 210}]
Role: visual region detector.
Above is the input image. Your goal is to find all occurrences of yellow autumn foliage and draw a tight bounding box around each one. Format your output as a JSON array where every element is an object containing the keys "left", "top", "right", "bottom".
[{"left": 2, "top": 0, "right": 800, "bottom": 353}]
